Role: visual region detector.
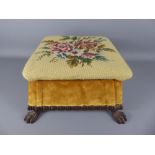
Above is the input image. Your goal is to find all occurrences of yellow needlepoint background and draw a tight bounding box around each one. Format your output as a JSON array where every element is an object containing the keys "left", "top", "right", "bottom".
[{"left": 23, "top": 36, "right": 133, "bottom": 81}]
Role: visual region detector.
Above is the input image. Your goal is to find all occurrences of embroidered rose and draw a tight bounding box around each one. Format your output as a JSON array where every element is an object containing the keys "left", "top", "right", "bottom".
[
  {"left": 82, "top": 52, "right": 96, "bottom": 59},
  {"left": 75, "top": 40, "right": 97, "bottom": 49},
  {"left": 49, "top": 42, "right": 73, "bottom": 52},
  {"left": 37, "top": 36, "right": 114, "bottom": 68}
]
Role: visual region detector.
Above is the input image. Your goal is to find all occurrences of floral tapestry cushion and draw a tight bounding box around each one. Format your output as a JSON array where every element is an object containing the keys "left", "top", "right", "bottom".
[{"left": 22, "top": 36, "right": 133, "bottom": 81}]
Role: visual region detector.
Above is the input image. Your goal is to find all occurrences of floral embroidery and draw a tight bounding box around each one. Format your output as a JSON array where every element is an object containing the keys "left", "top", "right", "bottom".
[{"left": 36, "top": 36, "right": 115, "bottom": 68}]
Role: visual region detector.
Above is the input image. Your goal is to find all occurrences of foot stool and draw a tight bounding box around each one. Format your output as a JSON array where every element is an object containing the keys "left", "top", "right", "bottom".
[{"left": 22, "top": 36, "right": 133, "bottom": 124}]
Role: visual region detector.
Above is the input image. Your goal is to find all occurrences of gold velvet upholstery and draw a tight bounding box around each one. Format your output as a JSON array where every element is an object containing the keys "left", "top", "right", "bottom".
[{"left": 28, "top": 80, "right": 122, "bottom": 109}]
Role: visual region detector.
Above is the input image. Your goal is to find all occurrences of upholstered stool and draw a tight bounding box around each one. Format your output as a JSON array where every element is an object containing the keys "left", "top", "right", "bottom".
[{"left": 22, "top": 36, "right": 133, "bottom": 124}]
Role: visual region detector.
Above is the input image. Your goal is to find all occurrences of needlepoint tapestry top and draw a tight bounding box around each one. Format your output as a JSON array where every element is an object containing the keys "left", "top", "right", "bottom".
[
  {"left": 37, "top": 36, "right": 115, "bottom": 68},
  {"left": 22, "top": 36, "right": 133, "bottom": 81}
]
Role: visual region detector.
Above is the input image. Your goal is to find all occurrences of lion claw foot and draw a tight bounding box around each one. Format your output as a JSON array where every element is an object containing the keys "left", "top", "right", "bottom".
[
  {"left": 112, "top": 111, "right": 127, "bottom": 124},
  {"left": 24, "top": 110, "right": 40, "bottom": 124}
]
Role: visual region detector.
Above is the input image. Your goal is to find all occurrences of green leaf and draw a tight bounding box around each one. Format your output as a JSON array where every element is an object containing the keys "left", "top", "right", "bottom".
[
  {"left": 83, "top": 49, "right": 89, "bottom": 53},
  {"left": 42, "top": 40, "right": 54, "bottom": 43},
  {"left": 102, "top": 48, "right": 115, "bottom": 52},
  {"left": 98, "top": 44, "right": 105, "bottom": 49},
  {"left": 82, "top": 58, "right": 92, "bottom": 63},
  {"left": 95, "top": 55, "right": 108, "bottom": 61},
  {"left": 40, "top": 46, "right": 50, "bottom": 50},
  {"left": 96, "top": 49, "right": 102, "bottom": 53},
  {"left": 96, "top": 37, "right": 107, "bottom": 42},
  {"left": 67, "top": 57, "right": 79, "bottom": 68},
  {"left": 61, "top": 36, "right": 71, "bottom": 40},
  {"left": 41, "top": 50, "right": 51, "bottom": 54},
  {"left": 71, "top": 36, "right": 78, "bottom": 40}
]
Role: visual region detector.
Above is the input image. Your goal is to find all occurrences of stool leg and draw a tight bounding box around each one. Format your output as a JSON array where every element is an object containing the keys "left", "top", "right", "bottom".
[
  {"left": 110, "top": 110, "right": 127, "bottom": 124},
  {"left": 24, "top": 110, "right": 41, "bottom": 124}
]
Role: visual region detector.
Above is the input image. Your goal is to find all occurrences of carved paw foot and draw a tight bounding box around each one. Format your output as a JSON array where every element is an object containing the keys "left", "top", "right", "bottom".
[
  {"left": 112, "top": 111, "right": 127, "bottom": 124},
  {"left": 24, "top": 110, "right": 40, "bottom": 124}
]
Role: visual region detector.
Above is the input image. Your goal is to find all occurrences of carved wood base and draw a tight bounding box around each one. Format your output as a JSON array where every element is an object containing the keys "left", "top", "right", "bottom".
[{"left": 24, "top": 108, "right": 127, "bottom": 124}]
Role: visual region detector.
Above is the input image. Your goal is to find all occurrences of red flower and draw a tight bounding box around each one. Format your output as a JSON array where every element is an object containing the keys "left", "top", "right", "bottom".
[
  {"left": 49, "top": 42, "right": 73, "bottom": 52},
  {"left": 75, "top": 40, "right": 97, "bottom": 49},
  {"left": 82, "top": 53, "right": 96, "bottom": 59}
]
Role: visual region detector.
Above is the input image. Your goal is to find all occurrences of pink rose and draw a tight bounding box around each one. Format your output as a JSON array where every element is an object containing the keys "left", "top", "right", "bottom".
[
  {"left": 82, "top": 53, "right": 96, "bottom": 59},
  {"left": 49, "top": 42, "right": 73, "bottom": 52},
  {"left": 75, "top": 40, "right": 97, "bottom": 49}
]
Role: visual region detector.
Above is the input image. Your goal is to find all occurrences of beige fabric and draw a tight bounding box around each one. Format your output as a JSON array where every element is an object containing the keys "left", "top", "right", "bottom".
[{"left": 22, "top": 36, "right": 133, "bottom": 81}]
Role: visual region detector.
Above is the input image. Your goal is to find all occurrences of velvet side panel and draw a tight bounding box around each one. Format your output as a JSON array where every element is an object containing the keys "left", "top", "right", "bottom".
[{"left": 28, "top": 80, "right": 122, "bottom": 107}]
